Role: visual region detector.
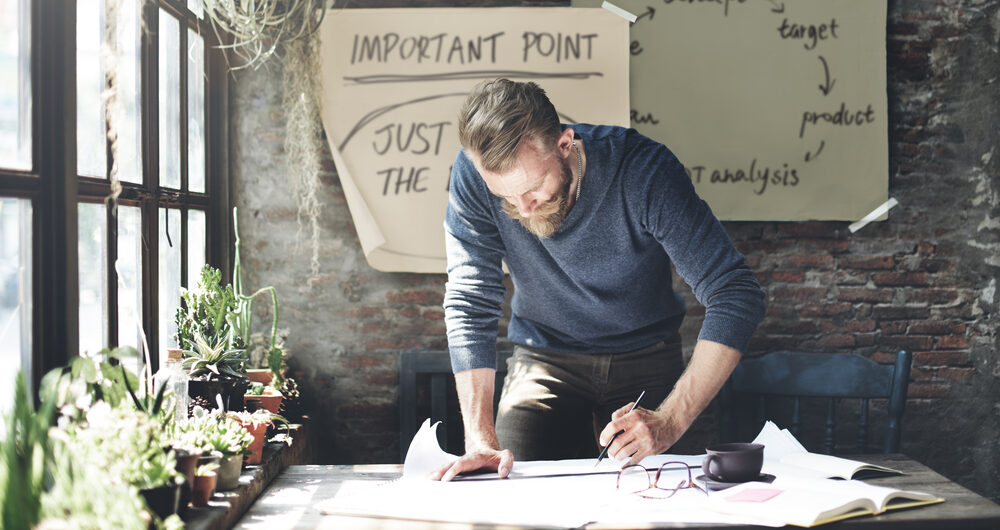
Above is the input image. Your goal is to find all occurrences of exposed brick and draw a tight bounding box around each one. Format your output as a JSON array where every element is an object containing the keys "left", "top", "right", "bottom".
[
  {"left": 815, "top": 334, "right": 856, "bottom": 348},
  {"left": 855, "top": 333, "right": 876, "bottom": 346},
  {"left": 914, "top": 351, "right": 972, "bottom": 367},
  {"left": 756, "top": 271, "right": 806, "bottom": 284},
  {"left": 760, "top": 320, "right": 821, "bottom": 334},
  {"left": 771, "top": 286, "right": 829, "bottom": 302},
  {"left": 344, "top": 354, "right": 390, "bottom": 369},
  {"left": 365, "top": 338, "right": 424, "bottom": 351},
  {"left": 844, "top": 320, "right": 877, "bottom": 332},
  {"left": 937, "top": 367, "right": 975, "bottom": 382},
  {"left": 907, "top": 383, "right": 948, "bottom": 399},
  {"left": 878, "top": 321, "right": 908, "bottom": 334},
  {"left": 919, "top": 258, "right": 952, "bottom": 272},
  {"left": 909, "top": 321, "right": 965, "bottom": 335},
  {"left": 772, "top": 223, "right": 841, "bottom": 239},
  {"left": 364, "top": 372, "right": 399, "bottom": 386},
  {"left": 838, "top": 255, "right": 895, "bottom": 270},
  {"left": 361, "top": 321, "right": 391, "bottom": 334},
  {"left": 386, "top": 290, "right": 444, "bottom": 306},
  {"left": 935, "top": 335, "right": 970, "bottom": 349},
  {"left": 782, "top": 255, "right": 836, "bottom": 269},
  {"left": 872, "top": 272, "right": 930, "bottom": 286},
  {"left": 838, "top": 288, "right": 894, "bottom": 303},
  {"left": 908, "top": 289, "right": 960, "bottom": 305},
  {"left": 880, "top": 335, "right": 934, "bottom": 350},
  {"left": 872, "top": 305, "right": 930, "bottom": 320},
  {"left": 800, "top": 302, "right": 854, "bottom": 318},
  {"left": 908, "top": 366, "right": 934, "bottom": 381},
  {"left": 421, "top": 309, "right": 445, "bottom": 320}
]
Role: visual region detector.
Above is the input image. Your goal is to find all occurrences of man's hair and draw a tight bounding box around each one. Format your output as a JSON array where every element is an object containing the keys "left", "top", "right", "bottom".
[{"left": 457, "top": 79, "right": 562, "bottom": 173}]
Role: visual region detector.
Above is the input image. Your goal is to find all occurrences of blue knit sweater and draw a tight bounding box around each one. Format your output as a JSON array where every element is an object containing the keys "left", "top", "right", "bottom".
[{"left": 444, "top": 125, "right": 766, "bottom": 372}]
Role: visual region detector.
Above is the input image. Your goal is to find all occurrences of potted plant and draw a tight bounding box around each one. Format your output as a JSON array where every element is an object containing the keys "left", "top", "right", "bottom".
[
  {"left": 185, "top": 406, "right": 253, "bottom": 491},
  {"left": 227, "top": 409, "right": 291, "bottom": 466},
  {"left": 183, "top": 334, "right": 250, "bottom": 412},
  {"left": 244, "top": 381, "right": 283, "bottom": 414},
  {"left": 190, "top": 462, "right": 219, "bottom": 507}
]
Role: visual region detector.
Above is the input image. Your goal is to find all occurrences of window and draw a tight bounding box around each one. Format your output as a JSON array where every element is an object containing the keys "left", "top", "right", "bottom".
[{"left": 0, "top": 0, "right": 227, "bottom": 404}]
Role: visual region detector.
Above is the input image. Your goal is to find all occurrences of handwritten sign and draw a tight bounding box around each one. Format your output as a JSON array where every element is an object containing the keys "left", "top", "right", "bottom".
[
  {"left": 576, "top": 0, "right": 888, "bottom": 220},
  {"left": 318, "top": 8, "right": 630, "bottom": 272}
]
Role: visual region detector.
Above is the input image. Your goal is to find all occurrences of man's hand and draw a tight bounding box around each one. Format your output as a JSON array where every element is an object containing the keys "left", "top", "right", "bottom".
[
  {"left": 599, "top": 406, "right": 681, "bottom": 466},
  {"left": 428, "top": 448, "right": 514, "bottom": 481}
]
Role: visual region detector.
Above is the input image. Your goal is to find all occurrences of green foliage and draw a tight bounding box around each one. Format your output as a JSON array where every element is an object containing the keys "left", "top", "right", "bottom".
[
  {"left": 65, "top": 404, "right": 181, "bottom": 491},
  {"left": 267, "top": 346, "right": 286, "bottom": 385},
  {"left": 38, "top": 442, "right": 151, "bottom": 530},
  {"left": 175, "top": 264, "right": 239, "bottom": 351},
  {"left": 0, "top": 372, "right": 56, "bottom": 530},
  {"left": 173, "top": 406, "right": 252, "bottom": 458},
  {"left": 182, "top": 335, "right": 249, "bottom": 380},
  {"left": 39, "top": 347, "right": 141, "bottom": 423}
]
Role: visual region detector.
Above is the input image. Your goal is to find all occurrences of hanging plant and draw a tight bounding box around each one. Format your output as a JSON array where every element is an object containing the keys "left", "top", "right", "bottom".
[
  {"left": 202, "top": 0, "right": 329, "bottom": 71},
  {"left": 204, "top": 0, "right": 328, "bottom": 279}
]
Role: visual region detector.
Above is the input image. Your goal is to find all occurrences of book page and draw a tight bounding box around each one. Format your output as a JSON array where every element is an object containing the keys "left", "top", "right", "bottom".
[
  {"left": 780, "top": 452, "right": 901, "bottom": 480},
  {"left": 713, "top": 478, "right": 878, "bottom": 527}
]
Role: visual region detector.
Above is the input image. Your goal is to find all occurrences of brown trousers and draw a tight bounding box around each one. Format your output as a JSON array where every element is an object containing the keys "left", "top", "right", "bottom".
[{"left": 495, "top": 339, "right": 685, "bottom": 461}]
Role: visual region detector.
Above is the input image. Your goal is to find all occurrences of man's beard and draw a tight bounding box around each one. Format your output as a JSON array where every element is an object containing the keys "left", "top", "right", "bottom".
[{"left": 501, "top": 158, "right": 573, "bottom": 238}]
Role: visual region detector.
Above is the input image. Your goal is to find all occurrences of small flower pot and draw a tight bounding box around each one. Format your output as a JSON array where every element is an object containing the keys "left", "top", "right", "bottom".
[
  {"left": 174, "top": 448, "right": 201, "bottom": 509},
  {"left": 239, "top": 418, "right": 270, "bottom": 465},
  {"left": 243, "top": 390, "right": 282, "bottom": 414},
  {"left": 215, "top": 453, "right": 243, "bottom": 491},
  {"left": 191, "top": 472, "right": 217, "bottom": 507},
  {"left": 246, "top": 369, "right": 274, "bottom": 385}
]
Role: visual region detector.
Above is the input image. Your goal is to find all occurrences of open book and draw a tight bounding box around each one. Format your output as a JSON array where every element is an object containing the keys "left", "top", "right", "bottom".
[
  {"left": 754, "top": 421, "right": 902, "bottom": 480},
  {"left": 710, "top": 476, "right": 944, "bottom": 527}
]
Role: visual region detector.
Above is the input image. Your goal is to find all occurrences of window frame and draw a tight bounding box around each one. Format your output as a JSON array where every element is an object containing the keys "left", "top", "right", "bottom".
[{"left": 0, "top": 0, "right": 231, "bottom": 395}]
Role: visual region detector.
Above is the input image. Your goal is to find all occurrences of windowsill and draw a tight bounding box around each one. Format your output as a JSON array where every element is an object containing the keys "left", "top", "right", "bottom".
[{"left": 182, "top": 420, "right": 316, "bottom": 530}]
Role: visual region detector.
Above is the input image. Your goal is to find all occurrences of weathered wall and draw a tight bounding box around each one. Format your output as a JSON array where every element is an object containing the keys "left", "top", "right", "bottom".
[{"left": 230, "top": 0, "right": 1000, "bottom": 501}]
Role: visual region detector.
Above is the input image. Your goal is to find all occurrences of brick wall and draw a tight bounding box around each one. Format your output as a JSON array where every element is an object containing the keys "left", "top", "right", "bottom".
[{"left": 230, "top": 0, "right": 1000, "bottom": 501}]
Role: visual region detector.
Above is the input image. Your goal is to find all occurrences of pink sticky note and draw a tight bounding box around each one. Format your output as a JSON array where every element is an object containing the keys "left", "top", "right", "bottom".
[{"left": 725, "top": 488, "right": 783, "bottom": 503}]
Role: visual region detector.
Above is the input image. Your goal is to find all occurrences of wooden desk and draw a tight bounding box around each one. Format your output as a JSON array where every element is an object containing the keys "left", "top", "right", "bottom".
[{"left": 234, "top": 454, "right": 1000, "bottom": 529}]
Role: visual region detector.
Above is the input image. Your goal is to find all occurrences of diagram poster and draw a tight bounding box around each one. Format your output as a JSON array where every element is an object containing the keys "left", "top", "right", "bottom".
[
  {"left": 576, "top": 0, "right": 888, "bottom": 221},
  {"left": 318, "top": 7, "right": 630, "bottom": 272}
]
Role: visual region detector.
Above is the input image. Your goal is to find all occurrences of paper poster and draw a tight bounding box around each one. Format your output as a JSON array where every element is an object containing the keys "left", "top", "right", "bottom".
[
  {"left": 318, "top": 7, "right": 630, "bottom": 272},
  {"left": 576, "top": 0, "right": 888, "bottom": 221}
]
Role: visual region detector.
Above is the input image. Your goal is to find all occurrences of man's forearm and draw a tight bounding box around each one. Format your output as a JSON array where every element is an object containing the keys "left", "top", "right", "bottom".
[
  {"left": 655, "top": 339, "right": 742, "bottom": 436},
  {"left": 454, "top": 368, "right": 501, "bottom": 451}
]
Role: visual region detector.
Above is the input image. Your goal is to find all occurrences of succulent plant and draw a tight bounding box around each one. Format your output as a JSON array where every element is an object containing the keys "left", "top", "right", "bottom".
[{"left": 182, "top": 335, "right": 248, "bottom": 380}]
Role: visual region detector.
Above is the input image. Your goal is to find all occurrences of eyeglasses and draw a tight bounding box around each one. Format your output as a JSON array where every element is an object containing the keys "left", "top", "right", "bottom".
[{"left": 616, "top": 461, "right": 708, "bottom": 499}]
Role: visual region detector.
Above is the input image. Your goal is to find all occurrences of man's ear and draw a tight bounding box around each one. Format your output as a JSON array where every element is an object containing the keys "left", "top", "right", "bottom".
[{"left": 557, "top": 128, "right": 576, "bottom": 157}]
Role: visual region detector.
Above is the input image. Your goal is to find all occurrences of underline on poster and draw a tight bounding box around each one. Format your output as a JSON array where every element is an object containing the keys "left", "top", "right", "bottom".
[
  {"left": 339, "top": 93, "right": 469, "bottom": 150},
  {"left": 343, "top": 70, "right": 605, "bottom": 85}
]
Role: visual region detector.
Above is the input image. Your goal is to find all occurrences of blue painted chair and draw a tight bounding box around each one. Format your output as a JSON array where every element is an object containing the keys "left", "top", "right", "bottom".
[{"left": 718, "top": 350, "right": 912, "bottom": 454}]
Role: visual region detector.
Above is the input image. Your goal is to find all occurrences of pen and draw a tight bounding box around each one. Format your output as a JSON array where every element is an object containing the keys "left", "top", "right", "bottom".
[{"left": 595, "top": 390, "right": 646, "bottom": 466}]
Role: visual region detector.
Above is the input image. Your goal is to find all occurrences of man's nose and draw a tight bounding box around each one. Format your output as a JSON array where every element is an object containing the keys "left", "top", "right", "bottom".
[{"left": 512, "top": 194, "right": 537, "bottom": 216}]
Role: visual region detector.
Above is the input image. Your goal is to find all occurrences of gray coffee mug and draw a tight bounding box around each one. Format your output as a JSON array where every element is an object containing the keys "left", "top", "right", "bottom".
[{"left": 702, "top": 442, "right": 764, "bottom": 483}]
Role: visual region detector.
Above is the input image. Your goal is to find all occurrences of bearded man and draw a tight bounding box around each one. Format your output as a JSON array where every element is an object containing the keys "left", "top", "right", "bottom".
[{"left": 433, "top": 79, "right": 766, "bottom": 480}]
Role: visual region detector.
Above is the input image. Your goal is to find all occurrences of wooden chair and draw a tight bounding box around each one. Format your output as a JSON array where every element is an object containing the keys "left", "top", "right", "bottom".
[
  {"left": 398, "top": 350, "right": 512, "bottom": 462},
  {"left": 718, "top": 350, "right": 912, "bottom": 454}
]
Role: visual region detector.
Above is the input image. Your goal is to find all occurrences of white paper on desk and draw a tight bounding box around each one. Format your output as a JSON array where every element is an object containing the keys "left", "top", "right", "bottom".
[
  {"left": 751, "top": 421, "right": 901, "bottom": 480},
  {"left": 402, "top": 419, "right": 459, "bottom": 478}
]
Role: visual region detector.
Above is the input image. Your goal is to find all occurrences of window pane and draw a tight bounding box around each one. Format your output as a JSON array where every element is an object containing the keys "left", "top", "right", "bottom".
[
  {"left": 0, "top": 198, "right": 31, "bottom": 413},
  {"left": 158, "top": 10, "right": 180, "bottom": 189},
  {"left": 188, "top": 209, "right": 206, "bottom": 283},
  {"left": 187, "top": 29, "right": 205, "bottom": 193},
  {"left": 0, "top": 0, "right": 32, "bottom": 170},
  {"left": 79, "top": 203, "right": 108, "bottom": 355},
  {"left": 158, "top": 208, "right": 181, "bottom": 357},
  {"left": 77, "top": 0, "right": 106, "bottom": 178},
  {"left": 114, "top": 0, "right": 142, "bottom": 183},
  {"left": 116, "top": 205, "right": 142, "bottom": 375}
]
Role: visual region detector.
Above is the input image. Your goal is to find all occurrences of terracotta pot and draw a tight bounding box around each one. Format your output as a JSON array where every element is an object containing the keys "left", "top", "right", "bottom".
[
  {"left": 239, "top": 419, "right": 269, "bottom": 465},
  {"left": 215, "top": 453, "right": 243, "bottom": 491},
  {"left": 174, "top": 448, "right": 201, "bottom": 509},
  {"left": 243, "top": 390, "right": 282, "bottom": 414},
  {"left": 246, "top": 369, "right": 273, "bottom": 385},
  {"left": 191, "top": 472, "right": 217, "bottom": 507}
]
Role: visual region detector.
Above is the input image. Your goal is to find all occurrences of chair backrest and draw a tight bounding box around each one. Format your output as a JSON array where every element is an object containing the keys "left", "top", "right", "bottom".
[
  {"left": 718, "top": 350, "right": 911, "bottom": 454},
  {"left": 398, "top": 350, "right": 512, "bottom": 462}
]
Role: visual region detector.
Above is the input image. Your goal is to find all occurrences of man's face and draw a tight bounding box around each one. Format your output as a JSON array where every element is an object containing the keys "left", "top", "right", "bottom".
[{"left": 475, "top": 139, "right": 573, "bottom": 239}]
